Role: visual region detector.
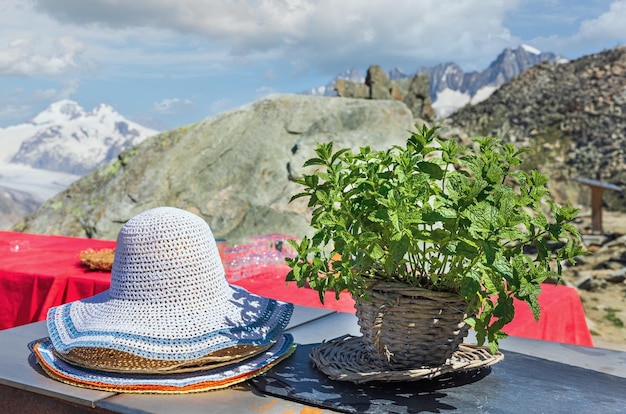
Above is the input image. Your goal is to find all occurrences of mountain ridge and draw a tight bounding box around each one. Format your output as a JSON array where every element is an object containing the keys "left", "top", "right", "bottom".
[
  {"left": 303, "top": 45, "right": 565, "bottom": 118},
  {"left": 2, "top": 99, "right": 159, "bottom": 175},
  {"left": 0, "top": 100, "right": 159, "bottom": 228}
]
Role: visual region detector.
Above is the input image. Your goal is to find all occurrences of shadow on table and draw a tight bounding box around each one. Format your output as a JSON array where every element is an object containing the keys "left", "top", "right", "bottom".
[{"left": 251, "top": 343, "right": 488, "bottom": 413}]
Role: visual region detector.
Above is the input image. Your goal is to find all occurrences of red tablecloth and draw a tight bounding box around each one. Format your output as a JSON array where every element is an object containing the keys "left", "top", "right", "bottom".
[
  {"left": 502, "top": 283, "right": 594, "bottom": 346},
  {"left": 0, "top": 231, "right": 593, "bottom": 347},
  {"left": 231, "top": 266, "right": 594, "bottom": 347},
  {"left": 0, "top": 231, "right": 115, "bottom": 330}
]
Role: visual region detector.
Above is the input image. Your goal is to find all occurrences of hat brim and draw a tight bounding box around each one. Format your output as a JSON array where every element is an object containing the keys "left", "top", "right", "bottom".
[
  {"left": 34, "top": 334, "right": 295, "bottom": 394},
  {"left": 48, "top": 285, "right": 293, "bottom": 362},
  {"left": 56, "top": 342, "right": 274, "bottom": 374}
]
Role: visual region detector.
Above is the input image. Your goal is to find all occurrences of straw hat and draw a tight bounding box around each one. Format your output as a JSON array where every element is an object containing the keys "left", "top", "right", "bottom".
[
  {"left": 33, "top": 334, "right": 295, "bottom": 394},
  {"left": 45, "top": 207, "right": 294, "bottom": 373}
]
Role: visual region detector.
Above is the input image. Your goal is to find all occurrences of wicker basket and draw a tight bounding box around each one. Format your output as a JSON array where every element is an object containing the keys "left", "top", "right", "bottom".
[{"left": 354, "top": 281, "right": 469, "bottom": 369}]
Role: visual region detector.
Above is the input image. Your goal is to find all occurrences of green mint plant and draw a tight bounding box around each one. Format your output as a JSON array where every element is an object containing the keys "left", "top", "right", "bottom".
[{"left": 286, "top": 125, "right": 585, "bottom": 352}]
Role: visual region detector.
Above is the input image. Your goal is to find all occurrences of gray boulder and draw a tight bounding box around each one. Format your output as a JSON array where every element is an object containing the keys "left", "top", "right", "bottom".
[
  {"left": 366, "top": 65, "right": 392, "bottom": 99},
  {"left": 15, "top": 94, "right": 414, "bottom": 243},
  {"left": 334, "top": 78, "right": 369, "bottom": 99},
  {"left": 334, "top": 65, "right": 435, "bottom": 121}
]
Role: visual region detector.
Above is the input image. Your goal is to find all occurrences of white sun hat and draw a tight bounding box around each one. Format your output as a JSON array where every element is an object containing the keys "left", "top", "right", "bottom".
[{"left": 46, "top": 207, "right": 293, "bottom": 370}]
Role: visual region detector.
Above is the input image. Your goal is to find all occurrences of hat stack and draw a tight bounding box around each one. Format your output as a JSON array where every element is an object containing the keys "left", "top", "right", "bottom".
[{"left": 31, "top": 207, "right": 295, "bottom": 393}]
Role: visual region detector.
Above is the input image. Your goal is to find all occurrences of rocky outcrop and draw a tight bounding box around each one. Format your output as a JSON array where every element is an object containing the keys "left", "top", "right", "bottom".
[
  {"left": 0, "top": 186, "right": 40, "bottom": 229},
  {"left": 334, "top": 78, "right": 369, "bottom": 99},
  {"left": 334, "top": 65, "right": 435, "bottom": 121},
  {"left": 442, "top": 46, "right": 626, "bottom": 211},
  {"left": 14, "top": 95, "right": 415, "bottom": 242},
  {"left": 569, "top": 235, "right": 626, "bottom": 291}
]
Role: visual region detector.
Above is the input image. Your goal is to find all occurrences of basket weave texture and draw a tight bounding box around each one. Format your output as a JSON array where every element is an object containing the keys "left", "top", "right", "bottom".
[
  {"left": 310, "top": 334, "right": 503, "bottom": 383},
  {"left": 354, "top": 282, "right": 469, "bottom": 369}
]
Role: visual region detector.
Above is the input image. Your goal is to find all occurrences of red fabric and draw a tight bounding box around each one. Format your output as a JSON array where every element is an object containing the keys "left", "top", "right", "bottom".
[
  {"left": 504, "top": 284, "right": 594, "bottom": 347},
  {"left": 0, "top": 231, "right": 114, "bottom": 330},
  {"left": 231, "top": 266, "right": 594, "bottom": 347},
  {"left": 229, "top": 265, "right": 356, "bottom": 314},
  {"left": 0, "top": 231, "right": 594, "bottom": 347}
]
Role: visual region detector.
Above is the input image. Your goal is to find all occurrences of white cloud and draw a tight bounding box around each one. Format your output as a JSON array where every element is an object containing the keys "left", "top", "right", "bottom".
[
  {"left": 0, "top": 103, "right": 30, "bottom": 124},
  {"left": 31, "top": 0, "right": 520, "bottom": 71},
  {"left": 0, "top": 35, "right": 87, "bottom": 76},
  {"left": 153, "top": 97, "right": 193, "bottom": 114},
  {"left": 5, "top": 0, "right": 620, "bottom": 87},
  {"left": 576, "top": 0, "right": 626, "bottom": 42},
  {"left": 33, "top": 79, "right": 80, "bottom": 100},
  {"left": 0, "top": 78, "right": 81, "bottom": 126},
  {"left": 527, "top": 1, "right": 626, "bottom": 58}
]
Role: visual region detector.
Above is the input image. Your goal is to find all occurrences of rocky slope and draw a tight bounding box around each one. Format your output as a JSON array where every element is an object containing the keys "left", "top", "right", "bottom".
[
  {"left": 14, "top": 95, "right": 414, "bottom": 242},
  {"left": 442, "top": 46, "right": 626, "bottom": 210},
  {"left": 0, "top": 186, "right": 40, "bottom": 229},
  {"left": 562, "top": 212, "right": 626, "bottom": 347}
]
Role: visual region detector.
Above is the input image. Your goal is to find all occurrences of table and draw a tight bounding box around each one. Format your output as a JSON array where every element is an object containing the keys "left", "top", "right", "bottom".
[
  {"left": 502, "top": 282, "right": 594, "bottom": 345},
  {"left": 0, "top": 231, "right": 594, "bottom": 347},
  {"left": 0, "top": 231, "right": 115, "bottom": 330},
  {"left": 0, "top": 231, "right": 352, "bottom": 330},
  {"left": 1, "top": 308, "right": 625, "bottom": 413}
]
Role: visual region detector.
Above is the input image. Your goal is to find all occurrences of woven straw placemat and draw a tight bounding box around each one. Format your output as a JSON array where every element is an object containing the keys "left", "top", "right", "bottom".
[{"left": 310, "top": 334, "right": 503, "bottom": 383}]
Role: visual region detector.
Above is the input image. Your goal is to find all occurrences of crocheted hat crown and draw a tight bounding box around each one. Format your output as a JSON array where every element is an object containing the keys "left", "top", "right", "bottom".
[
  {"left": 46, "top": 207, "right": 293, "bottom": 364},
  {"left": 109, "top": 207, "right": 229, "bottom": 306}
]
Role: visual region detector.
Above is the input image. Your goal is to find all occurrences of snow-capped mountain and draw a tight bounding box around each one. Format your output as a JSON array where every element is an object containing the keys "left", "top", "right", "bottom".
[
  {"left": 0, "top": 100, "right": 159, "bottom": 228},
  {"left": 424, "top": 45, "right": 566, "bottom": 117},
  {"left": 303, "top": 45, "right": 566, "bottom": 118},
  {"left": 1, "top": 100, "right": 159, "bottom": 175}
]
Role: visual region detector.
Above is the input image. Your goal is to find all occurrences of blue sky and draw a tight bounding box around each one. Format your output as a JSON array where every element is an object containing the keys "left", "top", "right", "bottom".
[{"left": 0, "top": 0, "right": 625, "bottom": 130}]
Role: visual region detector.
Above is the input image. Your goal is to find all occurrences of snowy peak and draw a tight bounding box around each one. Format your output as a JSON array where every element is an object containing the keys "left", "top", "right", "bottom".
[
  {"left": 92, "top": 103, "right": 120, "bottom": 119},
  {"left": 422, "top": 45, "right": 566, "bottom": 117},
  {"left": 1, "top": 101, "right": 159, "bottom": 175},
  {"left": 31, "top": 99, "right": 87, "bottom": 125},
  {"left": 388, "top": 67, "right": 410, "bottom": 80},
  {"left": 32, "top": 100, "right": 125, "bottom": 125},
  {"left": 423, "top": 45, "right": 562, "bottom": 96},
  {"left": 521, "top": 44, "right": 541, "bottom": 55}
]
